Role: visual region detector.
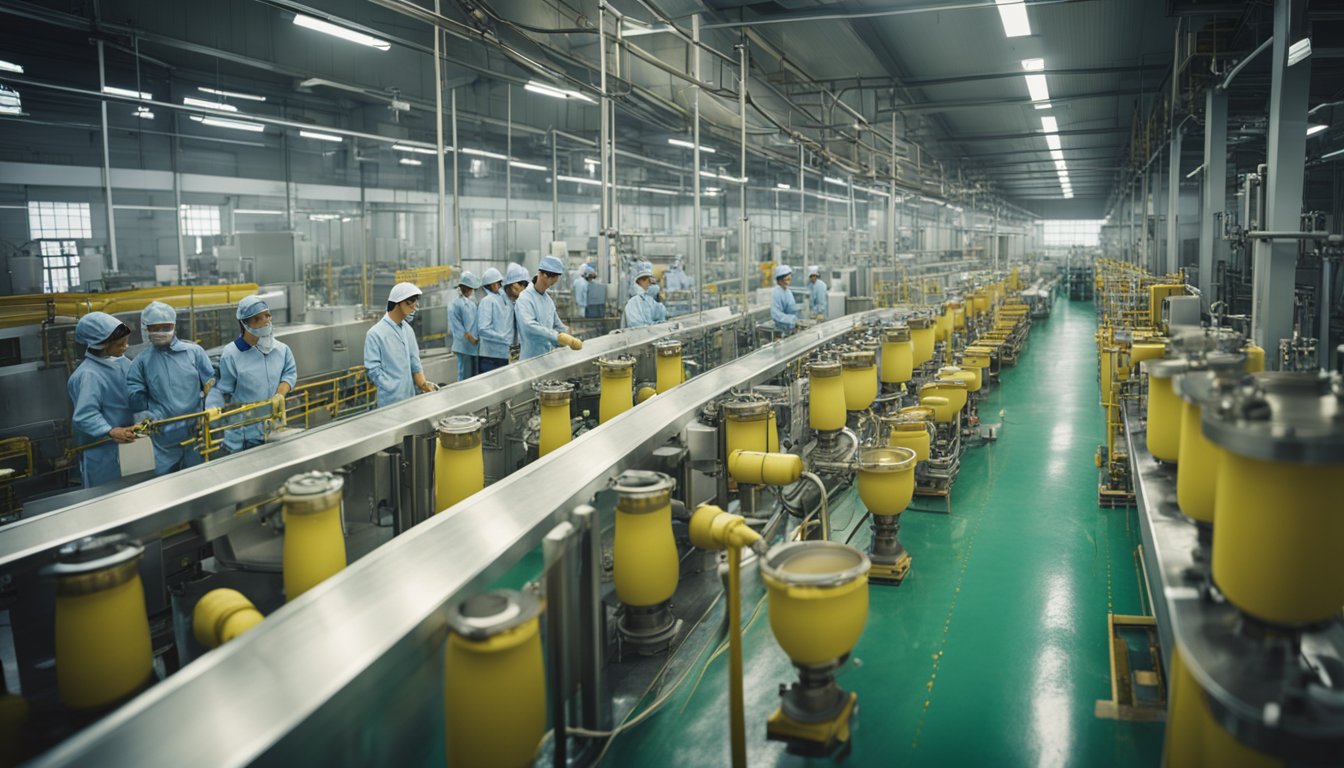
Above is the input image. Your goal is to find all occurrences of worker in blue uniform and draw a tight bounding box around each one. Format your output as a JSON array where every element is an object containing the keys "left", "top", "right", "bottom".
[
  {"left": 364, "top": 282, "right": 436, "bottom": 408},
  {"left": 127, "top": 301, "right": 216, "bottom": 474},
  {"left": 450, "top": 272, "right": 482, "bottom": 382},
  {"left": 771, "top": 264, "right": 799, "bottom": 332},
  {"left": 516, "top": 255, "right": 583, "bottom": 359},
  {"left": 664, "top": 257, "right": 692, "bottom": 292},
  {"left": 476, "top": 267, "right": 512, "bottom": 374},
  {"left": 67, "top": 311, "right": 139, "bottom": 488},
  {"left": 807, "top": 266, "right": 830, "bottom": 321},
  {"left": 205, "top": 295, "right": 297, "bottom": 454},
  {"left": 571, "top": 263, "right": 596, "bottom": 320},
  {"left": 623, "top": 264, "right": 664, "bottom": 328}
]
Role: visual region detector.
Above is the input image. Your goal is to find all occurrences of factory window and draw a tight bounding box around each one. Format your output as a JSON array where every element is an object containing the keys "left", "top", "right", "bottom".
[
  {"left": 180, "top": 205, "right": 222, "bottom": 236},
  {"left": 1042, "top": 219, "right": 1103, "bottom": 247},
  {"left": 27, "top": 201, "right": 92, "bottom": 240},
  {"left": 40, "top": 241, "right": 80, "bottom": 293}
]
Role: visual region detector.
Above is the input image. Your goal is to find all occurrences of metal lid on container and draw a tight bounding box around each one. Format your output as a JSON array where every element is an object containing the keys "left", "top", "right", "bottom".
[
  {"left": 282, "top": 471, "right": 344, "bottom": 499},
  {"left": 882, "top": 326, "right": 911, "bottom": 343},
  {"left": 762, "top": 541, "right": 871, "bottom": 588},
  {"left": 613, "top": 470, "right": 676, "bottom": 510},
  {"left": 1170, "top": 326, "right": 1244, "bottom": 356},
  {"left": 841, "top": 350, "right": 876, "bottom": 369},
  {"left": 1202, "top": 372, "right": 1344, "bottom": 462},
  {"left": 908, "top": 315, "right": 933, "bottom": 329},
  {"left": 1172, "top": 352, "right": 1247, "bottom": 404},
  {"left": 44, "top": 533, "right": 143, "bottom": 578},
  {"left": 723, "top": 397, "right": 771, "bottom": 420},
  {"left": 653, "top": 339, "right": 682, "bottom": 356},
  {"left": 596, "top": 355, "right": 637, "bottom": 373},
  {"left": 1142, "top": 357, "right": 1191, "bottom": 380},
  {"left": 919, "top": 379, "right": 967, "bottom": 394},
  {"left": 535, "top": 380, "right": 575, "bottom": 406},
  {"left": 858, "top": 446, "right": 916, "bottom": 473},
  {"left": 448, "top": 589, "right": 542, "bottom": 641},
  {"left": 436, "top": 414, "right": 483, "bottom": 435},
  {"left": 808, "top": 360, "right": 843, "bottom": 378}
]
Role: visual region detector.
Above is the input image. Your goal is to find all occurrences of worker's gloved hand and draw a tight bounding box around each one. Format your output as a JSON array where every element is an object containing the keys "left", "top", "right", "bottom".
[
  {"left": 557, "top": 333, "right": 583, "bottom": 350},
  {"left": 108, "top": 426, "right": 139, "bottom": 443},
  {"left": 418, "top": 380, "right": 439, "bottom": 393},
  {"left": 204, "top": 407, "right": 222, "bottom": 421},
  {"left": 270, "top": 393, "right": 287, "bottom": 417}
]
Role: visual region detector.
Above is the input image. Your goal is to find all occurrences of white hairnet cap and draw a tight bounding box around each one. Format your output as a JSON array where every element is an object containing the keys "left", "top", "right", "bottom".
[
  {"left": 388, "top": 282, "right": 422, "bottom": 304},
  {"left": 537, "top": 255, "right": 566, "bottom": 275},
  {"left": 634, "top": 264, "right": 654, "bottom": 281},
  {"left": 141, "top": 300, "right": 177, "bottom": 326},
  {"left": 505, "top": 263, "right": 531, "bottom": 284},
  {"left": 459, "top": 271, "right": 482, "bottom": 290},
  {"left": 75, "top": 312, "right": 126, "bottom": 348},
  {"left": 481, "top": 267, "right": 504, "bottom": 285},
  {"left": 807, "top": 266, "right": 820, "bottom": 277},
  {"left": 773, "top": 264, "right": 793, "bottom": 280}
]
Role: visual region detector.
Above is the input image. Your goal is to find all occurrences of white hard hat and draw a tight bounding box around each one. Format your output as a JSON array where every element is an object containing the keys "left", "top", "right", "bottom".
[
  {"left": 388, "top": 282, "right": 422, "bottom": 304},
  {"left": 773, "top": 264, "right": 793, "bottom": 281}
]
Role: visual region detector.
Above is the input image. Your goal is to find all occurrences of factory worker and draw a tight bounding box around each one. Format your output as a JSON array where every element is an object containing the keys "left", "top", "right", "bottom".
[
  {"left": 647, "top": 279, "right": 668, "bottom": 323},
  {"left": 571, "top": 263, "right": 596, "bottom": 319},
  {"left": 450, "top": 272, "right": 482, "bottom": 382},
  {"left": 771, "top": 264, "right": 799, "bottom": 332},
  {"left": 664, "top": 257, "right": 692, "bottom": 292},
  {"left": 205, "top": 295, "right": 297, "bottom": 454},
  {"left": 623, "top": 264, "right": 662, "bottom": 329},
  {"left": 127, "top": 301, "right": 216, "bottom": 475},
  {"left": 807, "top": 266, "right": 829, "bottom": 321},
  {"left": 363, "top": 281, "right": 436, "bottom": 408},
  {"left": 67, "top": 312, "right": 139, "bottom": 488},
  {"left": 502, "top": 262, "right": 532, "bottom": 360},
  {"left": 476, "top": 267, "right": 512, "bottom": 374},
  {"left": 516, "top": 255, "right": 583, "bottom": 359}
]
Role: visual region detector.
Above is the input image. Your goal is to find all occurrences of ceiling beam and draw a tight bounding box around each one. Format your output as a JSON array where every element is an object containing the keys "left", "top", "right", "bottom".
[
  {"left": 698, "top": 0, "right": 1094, "bottom": 31},
  {"left": 942, "top": 126, "right": 1131, "bottom": 144},
  {"left": 877, "top": 89, "right": 1150, "bottom": 115},
  {"left": 786, "top": 65, "right": 1166, "bottom": 91}
]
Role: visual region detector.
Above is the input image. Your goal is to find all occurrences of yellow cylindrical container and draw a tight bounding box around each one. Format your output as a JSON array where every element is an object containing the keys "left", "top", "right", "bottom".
[
  {"left": 435, "top": 415, "right": 485, "bottom": 513},
  {"left": 1242, "top": 343, "right": 1265, "bottom": 372},
  {"left": 807, "top": 362, "right": 846, "bottom": 433},
  {"left": 637, "top": 385, "right": 657, "bottom": 403},
  {"left": 1143, "top": 359, "right": 1187, "bottom": 463},
  {"left": 920, "top": 379, "right": 967, "bottom": 421},
  {"left": 950, "top": 301, "right": 966, "bottom": 330},
  {"left": 48, "top": 535, "right": 153, "bottom": 711},
  {"left": 762, "top": 542, "right": 870, "bottom": 666},
  {"left": 937, "top": 365, "right": 978, "bottom": 399},
  {"left": 1206, "top": 373, "right": 1344, "bottom": 626},
  {"left": 935, "top": 305, "right": 953, "bottom": 343},
  {"left": 1172, "top": 354, "right": 1244, "bottom": 525},
  {"left": 536, "top": 381, "right": 574, "bottom": 457},
  {"left": 613, "top": 471, "right": 679, "bottom": 608},
  {"left": 724, "top": 398, "right": 780, "bottom": 456},
  {"left": 1163, "top": 646, "right": 1283, "bottom": 768},
  {"left": 880, "top": 327, "right": 914, "bottom": 384},
  {"left": 1130, "top": 341, "right": 1167, "bottom": 369},
  {"left": 857, "top": 447, "right": 916, "bottom": 517},
  {"left": 919, "top": 394, "right": 952, "bottom": 424},
  {"left": 909, "top": 316, "right": 934, "bottom": 366},
  {"left": 444, "top": 590, "right": 546, "bottom": 768},
  {"left": 654, "top": 339, "right": 684, "bottom": 393},
  {"left": 841, "top": 350, "right": 878, "bottom": 412},
  {"left": 958, "top": 350, "right": 988, "bottom": 392},
  {"left": 971, "top": 291, "right": 989, "bottom": 316},
  {"left": 728, "top": 450, "right": 804, "bottom": 486},
  {"left": 282, "top": 471, "right": 347, "bottom": 601},
  {"left": 597, "top": 355, "right": 636, "bottom": 424},
  {"left": 885, "top": 414, "right": 931, "bottom": 463},
  {"left": 192, "top": 588, "right": 264, "bottom": 649}
]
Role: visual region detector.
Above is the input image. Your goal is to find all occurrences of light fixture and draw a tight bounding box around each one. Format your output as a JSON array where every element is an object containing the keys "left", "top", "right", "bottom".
[
  {"left": 583, "top": 157, "right": 599, "bottom": 167},
  {"left": 462, "top": 147, "right": 507, "bottom": 160},
  {"left": 1050, "top": 149, "right": 1064, "bottom": 161},
  {"left": 523, "top": 80, "right": 595, "bottom": 104},
  {"left": 183, "top": 97, "right": 239, "bottom": 112},
  {"left": 1045, "top": 134, "right": 1061, "bottom": 150},
  {"left": 1041, "top": 115, "right": 1058, "bottom": 133},
  {"left": 1024, "top": 74, "right": 1050, "bottom": 103},
  {"left": 292, "top": 14, "right": 390, "bottom": 51},
  {"left": 824, "top": 176, "right": 848, "bottom": 187},
  {"left": 1185, "top": 164, "right": 1204, "bottom": 179},
  {"left": 638, "top": 186, "right": 679, "bottom": 197},
  {"left": 1306, "top": 124, "right": 1327, "bottom": 137},
  {"left": 1034, "top": 102, "right": 1053, "bottom": 110},
  {"left": 399, "top": 158, "right": 422, "bottom": 167},
  {"left": 1054, "top": 159, "right": 1068, "bottom": 171},
  {"left": 509, "top": 160, "right": 547, "bottom": 171},
  {"left": 199, "top": 86, "right": 266, "bottom": 102},
  {"left": 393, "top": 144, "right": 438, "bottom": 155},
  {"left": 299, "top": 130, "right": 343, "bottom": 143},
  {"left": 994, "top": 0, "right": 1031, "bottom": 38},
  {"left": 668, "top": 138, "right": 716, "bottom": 153},
  {"left": 308, "top": 213, "right": 342, "bottom": 221},
  {"left": 1021, "top": 58, "right": 1044, "bottom": 72},
  {"left": 0, "top": 59, "right": 23, "bottom": 74},
  {"left": 133, "top": 106, "right": 154, "bottom": 120},
  {"left": 776, "top": 183, "right": 792, "bottom": 190},
  {"left": 236, "top": 209, "right": 284, "bottom": 215},
  {"left": 1322, "top": 147, "right": 1344, "bottom": 160},
  {"left": 189, "top": 115, "right": 265, "bottom": 133},
  {"left": 102, "top": 86, "right": 151, "bottom": 100},
  {"left": 1063, "top": 192, "right": 1074, "bottom": 199},
  {"left": 556, "top": 174, "right": 601, "bottom": 186},
  {"left": 1288, "top": 37, "right": 1312, "bottom": 67}
]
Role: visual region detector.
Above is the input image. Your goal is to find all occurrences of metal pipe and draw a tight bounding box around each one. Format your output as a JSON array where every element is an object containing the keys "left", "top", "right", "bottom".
[
  {"left": 599, "top": 5, "right": 611, "bottom": 288},
  {"left": 1218, "top": 36, "right": 1275, "bottom": 92},
  {"left": 692, "top": 14, "right": 703, "bottom": 315},
  {"left": 433, "top": 1, "right": 446, "bottom": 268},
  {"left": 95, "top": 40, "right": 118, "bottom": 272},
  {"left": 451, "top": 90, "right": 461, "bottom": 268},
  {"left": 800, "top": 471, "right": 829, "bottom": 540},
  {"left": 739, "top": 41, "right": 750, "bottom": 315}
]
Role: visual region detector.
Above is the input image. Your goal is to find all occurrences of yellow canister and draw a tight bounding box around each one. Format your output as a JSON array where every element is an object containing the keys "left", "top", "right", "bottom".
[
  {"left": 1175, "top": 400, "right": 1219, "bottom": 524},
  {"left": 886, "top": 415, "right": 931, "bottom": 463},
  {"left": 1242, "top": 343, "right": 1265, "bottom": 372},
  {"left": 654, "top": 339, "right": 684, "bottom": 393},
  {"left": 950, "top": 301, "right": 966, "bottom": 330},
  {"left": 192, "top": 588, "right": 264, "bottom": 649},
  {"left": 937, "top": 365, "right": 979, "bottom": 399},
  {"left": 857, "top": 447, "right": 916, "bottom": 517},
  {"left": 934, "top": 306, "right": 953, "bottom": 343},
  {"left": 918, "top": 395, "right": 953, "bottom": 424},
  {"left": 435, "top": 415, "right": 485, "bottom": 513},
  {"left": 920, "top": 379, "right": 968, "bottom": 421},
  {"left": 724, "top": 398, "right": 781, "bottom": 455},
  {"left": 957, "top": 351, "right": 988, "bottom": 392},
  {"left": 444, "top": 590, "right": 546, "bottom": 768},
  {"left": 841, "top": 351, "right": 878, "bottom": 412},
  {"left": 807, "top": 362, "right": 846, "bottom": 433},
  {"left": 597, "top": 355, "right": 636, "bottom": 424},
  {"left": 48, "top": 536, "right": 153, "bottom": 711},
  {"left": 281, "top": 471, "right": 347, "bottom": 601},
  {"left": 1143, "top": 359, "right": 1187, "bottom": 463},
  {"left": 909, "top": 316, "right": 935, "bottom": 366},
  {"left": 762, "top": 541, "right": 870, "bottom": 666},
  {"left": 536, "top": 381, "right": 574, "bottom": 457},
  {"left": 613, "top": 471, "right": 679, "bottom": 608},
  {"left": 1130, "top": 341, "right": 1167, "bottom": 369},
  {"left": 728, "top": 450, "right": 804, "bottom": 486},
  {"left": 880, "top": 327, "right": 914, "bottom": 384},
  {"left": 1163, "top": 646, "right": 1283, "bottom": 768}
]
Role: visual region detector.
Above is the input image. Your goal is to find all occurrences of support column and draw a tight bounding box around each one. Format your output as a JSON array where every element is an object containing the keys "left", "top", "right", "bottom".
[
  {"left": 1199, "top": 87, "right": 1227, "bottom": 307},
  {"left": 1167, "top": 128, "right": 1183, "bottom": 276},
  {"left": 1252, "top": 0, "right": 1310, "bottom": 363}
]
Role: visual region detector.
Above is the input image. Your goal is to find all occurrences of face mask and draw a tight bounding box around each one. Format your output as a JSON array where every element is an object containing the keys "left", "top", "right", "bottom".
[
  {"left": 406, "top": 311, "right": 417, "bottom": 323},
  {"left": 649, "top": 283, "right": 661, "bottom": 298},
  {"left": 148, "top": 330, "right": 175, "bottom": 347},
  {"left": 256, "top": 335, "right": 276, "bottom": 355},
  {"left": 252, "top": 323, "right": 274, "bottom": 338}
]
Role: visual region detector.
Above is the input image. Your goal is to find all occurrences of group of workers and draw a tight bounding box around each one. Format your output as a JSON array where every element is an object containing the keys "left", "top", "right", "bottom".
[
  {"left": 770, "top": 264, "right": 830, "bottom": 332},
  {"left": 68, "top": 295, "right": 296, "bottom": 489}
]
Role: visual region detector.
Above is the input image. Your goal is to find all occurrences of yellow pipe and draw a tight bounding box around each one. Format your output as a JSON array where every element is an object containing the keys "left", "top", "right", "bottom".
[
  {"left": 192, "top": 588, "right": 264, "bottom": 649},
  {"left": 1, "top": 284, "right": 258, "bottom": 328},
  {"left": 281, "top": 472, "right": 347, "bottom": 601},
  {"left": 435, "top": 416, "right": 485, "bottom": 513},
  {"left": 727, "top": 450, "right": 804, "bottom": 486}
]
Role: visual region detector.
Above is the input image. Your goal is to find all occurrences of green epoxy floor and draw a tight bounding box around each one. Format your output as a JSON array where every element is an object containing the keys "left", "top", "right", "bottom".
[{"left": 604, "top": 299, "right": 1164, "bottom": 766}]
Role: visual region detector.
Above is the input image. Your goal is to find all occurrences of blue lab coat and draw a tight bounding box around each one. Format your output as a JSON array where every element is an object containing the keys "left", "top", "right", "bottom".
[
  {"left": 127, "top": 337, "right": 216, "bottom": 474},
  {"left": 364, "top": 314, "right": 424, "bottom": 408}
]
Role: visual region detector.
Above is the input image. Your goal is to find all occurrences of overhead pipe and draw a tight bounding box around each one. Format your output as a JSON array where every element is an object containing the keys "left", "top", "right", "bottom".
[{"left": 1216, "top": 36, "right": 1275, "bottom": 92}]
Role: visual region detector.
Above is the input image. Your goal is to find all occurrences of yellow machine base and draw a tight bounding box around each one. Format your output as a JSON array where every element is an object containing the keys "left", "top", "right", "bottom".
[
  {"left": 767, "top": 692, "right": 858, "bottom": 757},
  {"left": 870, "top": 554, "right": 912, "bottom": 585}
]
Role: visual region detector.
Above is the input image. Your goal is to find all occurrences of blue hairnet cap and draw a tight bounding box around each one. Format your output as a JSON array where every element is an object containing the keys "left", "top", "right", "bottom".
[
  {"left": 460, "top": 271, "right": 482, "bottom": 290},
  {"left": 582, "top": 263, "right": 597, "bottom": 276},
  {"left": 481, "top": 267, "right": 503, "bottom": 285},
  {"left": 141, "top": 300, "right": 177, "bottom": 327},
  {"left": 773, "top": 264, "right": 793, "bottom": 281},
  {"left": 75, "top": 311, "right": 126, "bottom": 348},
  {"left": 236, "top": 295, "right": 269, "bottom": 321},
  {"left": 634, "top": 264, "right": 654, "bottom": 281},
  {"left": 505, "top": 263, "right": 530, "bottom": 284},
  {"left": 537, "top": 255, "right": 565, "bottom": 275}
]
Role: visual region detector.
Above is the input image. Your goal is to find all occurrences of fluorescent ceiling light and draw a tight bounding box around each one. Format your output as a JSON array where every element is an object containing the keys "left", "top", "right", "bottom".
[
  {"left": 1306, "top": 124, "right": 1327, "bottom": 137},
  {"left": 398, "top": 158, "right": 422, "bottom": 166},
  {"left": 183, "top": 97, "right": 239, "bottom": 112},
  {"left": 776, "top": 183, "right": 792, "bottom": 190},
  {"left": 299, "top": 130, "right": 342, "bottom": 143},
  {"left": 524, "top": 80, "right": 594, "bottom": 104},
  {"left": 462, "top": 147, "right": 507, "bottom": 160},
  {"left": 556, "top": 174, "right": 601, "bottom": 187},
  {"left": 668, "top": 138, "right": 716, "bottom": 153},
  {"left": 1322, "top": 147, "right": 1344, "bottom": 160},
  {"left": 293, "top": 14, "right": 390, "bottom": 51},
  {"left": 1288, "top": 37, "right": 1312, "bottom": 67},
  {"left": 509, "top": 160, "right": 547, "bottom": 171},
  {"left": 1022, "top": 58, "right": 1045, "bottom": 72},
  {"left": 1041, "top": 116, "right": 1058, "bottom": 133},
  {"left": 995, "top": 0, "right": 1031, "bottom": 38},
  {"left": 1054, "top": 159, "right": 1068, "bottom": 171},
  {"left": 235, "top": 209, "right": 284, "bottom": 215},
  {"left": 824, "top": 176, "right": 848, "bottom": 187},
  {"left": 199, "top": 86, "right": 265, "bottom": 102},
  {"left": 1064, "top": 192, "right": 1074, "bottom": 199},
  {"left": 1045, "top": 134, "right": 1061, "bottom": 150},
  {"left": 1035, "top": 102, "right": 1053, "bottom": 110},
  {"left": 0, "top": 60, "right": 23, "bottom": 74},
  {"left": 1050, "top": 149, "right": 1064, "bottom": 161},
  {"left": 308, "top": 213, "right": 342, "bottom": 221},
  {"left": 133, "top": 106, "right": 154, "bottom": 120},
  {"left": 1024, "top": 74, "right": 1050, "bottom": 103},
  {"left": 639, "top": 187, "right": 678, "bottom": 197},
  {"left": 393, "top": 144, "right": 437, "bottom": 155},
  {"left": 102, "top": 86, "right": 151, "bottom": 100},
  {"left": 189, "top": 115, "right": 264, "bottom": 133}
]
